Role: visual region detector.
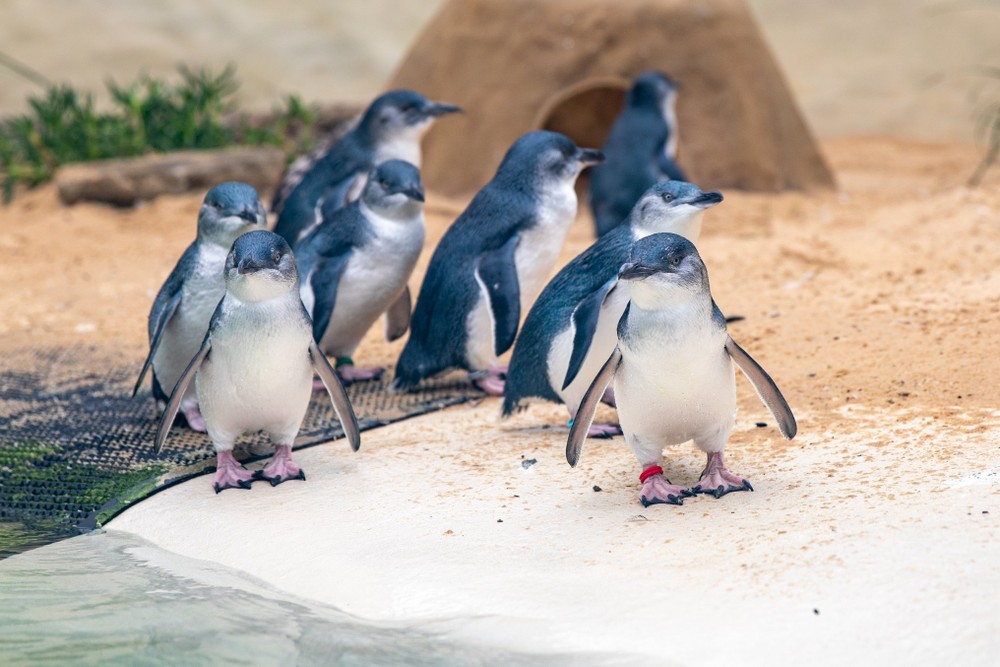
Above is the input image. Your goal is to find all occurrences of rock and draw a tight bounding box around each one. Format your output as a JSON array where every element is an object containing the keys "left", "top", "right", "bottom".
[
  {"left": 389, "top": 0, "right": 835, "bottom": 197},
  {"left": 55, "top": 147, "right": 287, "bottom": 206}
]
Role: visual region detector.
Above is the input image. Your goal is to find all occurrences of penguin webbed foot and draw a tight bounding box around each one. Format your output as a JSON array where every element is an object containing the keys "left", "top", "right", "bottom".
[
  {"left": 335, "top": 363, "right": 384, "bottom": 385},
  {"left": 587, "top": 422, "right": 622, "bottom": 439},
  {"left": 253, "top": 444, "right": 306, "bottom": 487},
  {"left": 689, "top": 452, "right": 753, "bottom": 499},
  {"left": 180, "top": 404, "right": 208, "bottom": 433},
  {"left": 473, "top": 365, "right": 507, "bottom": 396},
  {"left": 212, "top": 451, "right": 255, "bottom": 493},
  {"left": 638, "top": 474, "right": 687, "bottom": 507}
]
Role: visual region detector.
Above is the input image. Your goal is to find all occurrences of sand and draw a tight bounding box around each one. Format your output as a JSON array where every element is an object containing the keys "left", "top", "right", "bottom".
[{"left": 2, "top": 137, "right": 999, "bottom": 662}]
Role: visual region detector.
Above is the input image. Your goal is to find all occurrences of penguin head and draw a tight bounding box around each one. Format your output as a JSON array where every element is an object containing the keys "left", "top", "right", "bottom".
[
  {"left": 197, "top": 182, "right": 267, "bottom": 248},
  {"left": 619, "top": 232, "right": 708, "bottom": 306},
  {"left": 361, "top": 160, "right": 425, "bottom": 220},
  {"left": 224, "top": 230, "right": 298, "bottom": 303},
  {"left": 495, "top": 131, "right": 604, "bottom": 189},
  {"left": 631, "top": 181, "right": 723, "bottom": 237},
  {"left": 628, "top": 71, "right": 680, "bottom": 113},
  {"left": 361, "top": 89, "right": 461, "bottom": 143}
]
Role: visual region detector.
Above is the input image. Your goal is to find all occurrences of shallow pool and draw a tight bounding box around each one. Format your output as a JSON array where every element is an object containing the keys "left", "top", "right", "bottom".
[{"left": 0, "top": 531, "right": 625, "bottom": 666}]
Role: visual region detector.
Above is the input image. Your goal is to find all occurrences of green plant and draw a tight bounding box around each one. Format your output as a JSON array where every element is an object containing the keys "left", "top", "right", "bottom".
[
  {"left": 0, "top": 64, "right": 321, "bottom": 202},
  {"left": 969, "top": 65, "right": 1000, "bottom": 186}
]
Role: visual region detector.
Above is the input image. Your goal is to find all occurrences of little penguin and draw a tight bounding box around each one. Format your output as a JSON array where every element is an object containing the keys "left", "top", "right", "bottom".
[
  {"left": 391, "top": 130, "right": 604, "bottom": 395},
  {"left": 566, "top": 233, "right": 796, "bottom": 507},
  {"left": 502, "top": 181, "right": 722, "bottom": 437},
  {"left": 154, "top": 230, "right": 361, "bottom": 493},
  {"left": 132, "top": 182, "right": 267, "bottom": 431},
  {"left": 295, "top": 159, "right": 426, "bottom": 384},
  {"left": 589, "top": 71, "right": 686, "bottom": 237},
  {"left": 272, "top": 89, "right": 460, "bottom": 245}
]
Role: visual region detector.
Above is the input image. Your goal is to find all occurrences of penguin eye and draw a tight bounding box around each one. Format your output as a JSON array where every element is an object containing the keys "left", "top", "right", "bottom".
[
  {"left": 271, "top": 249, "right": 282, "bottom": 264},
  {"left": 670, "top": 255, "right": 682, "bottom": 266},
  {"left": 661, "top": 193, "right": 675, "bottom": 203}
]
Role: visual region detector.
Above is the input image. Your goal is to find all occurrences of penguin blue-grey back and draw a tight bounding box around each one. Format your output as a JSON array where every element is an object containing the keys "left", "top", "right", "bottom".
[
  {"left": 133, "top": 182, "right": 266, "bottom": 432},
  {"left": 295, "top": 160, "right": 426, "bottom": 383},
  {"left": 272, "top": 89, "right": 459, "bottom": 245},
  {"left": 503, "top": 180, "right": 722, "bottom": 436},
  {"left": 567, "top": 232, "right": 795, "bottom": 508},
  {"left": 392, "top": 131, "right": 604, "bottom": 394},
  {"left": 155, "top": 230, "right": 360, "bottom": 493},
  {"left": 589, "top": 71, "right": 686, "bottom": 236}
]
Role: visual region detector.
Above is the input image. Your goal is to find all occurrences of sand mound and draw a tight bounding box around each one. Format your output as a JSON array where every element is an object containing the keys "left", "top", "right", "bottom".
[{"left": 389, "top": 0, "right": 835, "bottom": 196}]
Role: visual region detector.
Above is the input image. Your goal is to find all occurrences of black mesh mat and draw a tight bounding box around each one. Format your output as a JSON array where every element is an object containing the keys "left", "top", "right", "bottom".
[{"left": 0, "top": 344, "right": 481, "bottom": 544}]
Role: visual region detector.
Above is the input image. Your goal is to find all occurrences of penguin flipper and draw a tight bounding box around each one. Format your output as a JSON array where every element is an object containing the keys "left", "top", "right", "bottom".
[
  {"left": 154, "top": 335, "right": 211, "bottom": 454},
  {"left": 476, "top": 235, "right": 522, "bottom": 356},
  {"left": 133, "top": 289, "right": 183, "bottom": 397},
  {"left": 309, "top": 252, "right": 352, "bottom": 343},
  {"left": 310, "top": 341, "right": 361, "bottom": 452},
  {"left": 725, "top": 336, "right": 797, "bottom": 440},
  {"left": 383, "top": 285, "right": 411, "bottom": 342},
  {"left": 566, "top": 347, "right": 622, "bottom": 467},
  {"left": 562, "top": 277, "right": 620, "bottom": 390}
]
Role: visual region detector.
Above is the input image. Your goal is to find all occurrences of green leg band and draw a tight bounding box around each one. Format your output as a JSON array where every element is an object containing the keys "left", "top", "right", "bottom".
[{"left": 335, "top": 357, "right": 354, "bottom": 368}]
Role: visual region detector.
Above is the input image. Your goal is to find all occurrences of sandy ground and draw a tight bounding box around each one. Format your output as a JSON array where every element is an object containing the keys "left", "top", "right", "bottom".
[{"left": 2, "top": 138, "right": 1000, "bottom": 662}]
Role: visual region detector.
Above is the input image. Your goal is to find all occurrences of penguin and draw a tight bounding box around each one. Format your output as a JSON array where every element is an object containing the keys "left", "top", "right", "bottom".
[
  {"left": 566, "top": 233, "right": 796, "bottom": 507},
  {"left": 502, "top": 181, "right": 722, "bottom": 437},
  {"left": 295, "top": 160, "right": 426, "bottom": 384},
  {"left": 589, "top": 71, "right": 686, "bottom": 237},
  {"left": 132, "top": 182, "right": 267, "bottom": 431},
  {"left": 391, "top": 131, "right": 604, "bottom": 395},
  {"left": 154, "top": 230, "right": 360, "bottom": 493},
  {"left": 271, "top": 89, "right": 460, "bottom": 245}
]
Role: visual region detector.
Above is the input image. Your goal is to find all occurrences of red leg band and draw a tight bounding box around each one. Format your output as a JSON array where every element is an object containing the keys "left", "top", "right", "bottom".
[{"left": 639, "top": 465, "right": 664, "bottom": 483}]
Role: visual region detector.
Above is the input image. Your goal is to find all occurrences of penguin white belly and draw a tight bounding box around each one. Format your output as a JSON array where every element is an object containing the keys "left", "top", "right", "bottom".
[
  {"left": 153, "top": 244, "right": 228, "bottom": 396},
  {"left": 548, "top": 286, "right": 630, "bottom": 413},
  {"left": 197, "top": 314, "right": 314, "bottom": 445},
  {"left": 317, "top": 213, "right": 424, "bottom": 358},
  {"left": 615, "top": 326, "right": 736, "bottom": 452},
  {"left": 465, "top": 276, "right": 500, "bottom": 371},
  {"left": 515, "top": 182, "right": 578, "bottom": 305}
]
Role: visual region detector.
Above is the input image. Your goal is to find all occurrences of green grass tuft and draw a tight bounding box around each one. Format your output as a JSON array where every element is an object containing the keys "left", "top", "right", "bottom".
[{"left": 0, "top": 65, "right": 319, "bottom": 202}]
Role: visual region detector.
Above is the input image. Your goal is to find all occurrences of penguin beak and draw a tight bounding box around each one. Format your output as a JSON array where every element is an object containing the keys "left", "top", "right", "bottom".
[
  {"left": 618, "top": 262, "right": 660, "bottom": 280},
  {"left": 237, "top": 258, "right": 267, "bottom": 275},
  {"left": 395, "top": 185, "right": 425, "bottom": 202},
  {"left": 686, "top": 191, "right": 724, "bottom": 208},
  {"left": 577, "top": 148, "right": 605, "bottom": 166},
  {"left": 425, "top": 102, "right": 462, "bottom": 118},
  {"left": 236, "top": 208, "right": 260, "bottom": 223}
]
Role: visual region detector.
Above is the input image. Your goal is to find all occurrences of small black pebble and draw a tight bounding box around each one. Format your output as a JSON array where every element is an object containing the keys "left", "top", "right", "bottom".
[
  {"left": 755, "top": 422, "right": 767, "bottom": 428},
  {"left": 984, "top": 511, "right": 990, "bottom": 514},
  {"left": 593, "top": 485, "right": 602, "bottom": 492},
  {"left": 522, "top": 458, "right": 537, "bottom": 470},
  {"left": 497, "top": 519, "right": 503, "bottom": 523},
  {"left": 813, "top": 609, "right": 820, "bottom": 615}
]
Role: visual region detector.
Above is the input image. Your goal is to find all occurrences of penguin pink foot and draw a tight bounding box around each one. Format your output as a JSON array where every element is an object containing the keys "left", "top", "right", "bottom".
[
  {"left": 253, "top": 445, "right": 305, "bottom": 486},
  {"left": 638, "top": 466, "right": 687, "bottom": 507},
  {"left": 336, "top": 360, "right": 384, "bottom": 384},
  {"left": 689, "top": 451, "right": 753, "bottom": 498},
  {"left": 213, "top": 451, "right": 254, "bottom": 493},
  {"left": 474, "top": 365, "right": 508, "bottom": 396},
  {"left": 182, "top": 404, "right": 207, "bottom": 432}
]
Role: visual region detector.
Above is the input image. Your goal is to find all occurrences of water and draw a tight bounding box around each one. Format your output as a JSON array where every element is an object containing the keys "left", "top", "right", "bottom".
[{"left": 0, "top": 531, "right": 626, "bottom": 666}]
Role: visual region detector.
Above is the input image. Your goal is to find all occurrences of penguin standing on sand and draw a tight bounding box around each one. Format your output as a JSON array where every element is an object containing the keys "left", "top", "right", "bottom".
[
  {"left": 567, "top": 233, "right": 796, "bottom": 507},
  {"left": 589, "top": 71, "right": 685, "bottom": 237},
  {"left": 155, "top": 231, "right": 360, "bottom": 493},
  {"left": 295, "top": 160, "right": 426, "bottom": 384},
  {"left": 392, "top": 131, "right": 604, "bottom": 394},
  {"left": 503, "top": 181, "right": 722, "bottom": 436},
  {"left": 132, "top": 182, "right": 267, "bottom": 431},
  {"left": 272, "top": 89, "right": 460, "bottom": 245}
]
